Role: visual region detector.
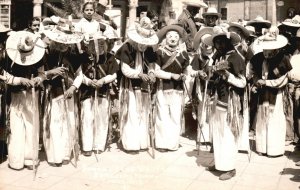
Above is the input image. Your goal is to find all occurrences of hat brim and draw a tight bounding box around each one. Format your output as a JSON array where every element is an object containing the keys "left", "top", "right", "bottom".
[
  {"left": 203, "top": 32, "right": 241, "bottom": 47},
  {"left": 228, "top": 22, "right": 250, "bottom": 38},
  {"left": 253, "top": 34, "right": 288, "bottom": 51},
  {"left": 193, "top": 27, "right": 214, "bottom": 49},
  {"left": 156, "top": 25, "right": 187, "bottom": 43},
  {"left": 43, "top": 27, "right": 84, "bottom": 44},
  {"left": 6, "top": 31, "right": 45, "bottom": 66},
  {"left": 182, "top": 1, "right": 208, "bottom": 8},
  {"left": 127, "top": 28, "right": 158, "bottom": 46},
  {"left": 246, "top": 21, "right": 271, "bottom": 28},
  {"left": 282, "top": 21, "right": 300, "bottom": 28},
  {"left": 202, "top": 12, "right": 221, "bottom": 19}
]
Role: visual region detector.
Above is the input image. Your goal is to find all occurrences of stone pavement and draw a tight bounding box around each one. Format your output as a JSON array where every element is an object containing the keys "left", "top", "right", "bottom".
[{"left": 0, "top": 136, "right": 299, "bottom": 190}]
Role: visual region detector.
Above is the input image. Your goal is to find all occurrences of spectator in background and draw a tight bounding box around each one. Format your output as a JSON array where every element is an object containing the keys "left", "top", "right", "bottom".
[
  {"left": 202, "top": 7, "right": 221, "bottom": 28},
  {"left": 24, "top": 17, "right": 41, "bottom": 34}
]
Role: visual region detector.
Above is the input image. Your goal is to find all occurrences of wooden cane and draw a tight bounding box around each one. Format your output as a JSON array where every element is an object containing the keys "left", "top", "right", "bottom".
[
  {"left": 31, "top": 74, "right": 37, "bottom": 180},
  {"left": 93, "top": 64, "right": 99, "bottom": 162},
  {"left": 148, "top": 84, "right": 155, "bottom": 159},
  {"left": 61, "top": 77, "right": 77, "bottom": 168}
]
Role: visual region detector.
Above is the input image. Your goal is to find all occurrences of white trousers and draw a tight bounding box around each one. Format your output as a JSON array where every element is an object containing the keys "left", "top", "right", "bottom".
[
  {"left": 8, "top": 91, "right": 40, "bottom": 169},
  {"left": 155, "top": 89, "right": 184, "bottom": 150},
  {"left": 43, "top": 95, "right": 76, "bottom": 164},
  {"left": 255, "top": 91, "right": 286, "bottom": 156},
  {"left": 121, "top": 90, "right": 150, "bottom": 151},
  {"left": 211, "top": 105, "right": 238, "bottom": 171},
  {"left": 81, "top": 97, "right": 109, "bottom": 151}
]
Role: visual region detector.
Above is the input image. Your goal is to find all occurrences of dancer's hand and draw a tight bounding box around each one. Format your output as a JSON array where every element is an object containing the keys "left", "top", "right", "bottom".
[
  {"left": 138, "top": 73, "right": 151, "bottom": 82},
  {"left": 64, "top": 85, "right": 76, "bottom": 99}
]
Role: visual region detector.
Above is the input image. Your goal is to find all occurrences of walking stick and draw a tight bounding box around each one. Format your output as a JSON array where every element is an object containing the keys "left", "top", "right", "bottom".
[
  {"left": 93, "top": 66, "right": 99, "bottom": 162},
  {"left": 182, "top": 80, "right": 208, "bottom": 151},
  {"left": 61, "top": 76, "right": 77, "bottom": 168},
  {"left": 106, "top": 89, "right": 113, "bottom": 152},
  {"left": 148, "top": 83, "right": 155, "bottom": 159},
  {"left": 197, "top": 79, "right": 209, "bottom": 155},
  {"left": 31, "top": 74, "right": 38, "bottom": 180}
]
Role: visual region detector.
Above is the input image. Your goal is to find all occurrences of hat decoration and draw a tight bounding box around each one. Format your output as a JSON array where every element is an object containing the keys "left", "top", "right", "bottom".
[
  {"left": 43, "top": 16, "right": 84, "bottom": 44},
  {"left": 202, "top": 7, "right": 222, "bottom": 19},
  {"left": 203, "top": 25, "right": 241, "bottom": 47},
  {"left": 193, "top": 27, "right": 214, "bottom": 50},
  {"left": 6, "top": 31, "right": 45, "bottom": 66},
  {"left": 282, "top": 15, "right": 300, "bottom": 28},
  {"left": 252, "top": 26, "right": 288, "bottom": 51},
  {"left": 127, "top": 17, "right": 158, "bottom": 46}
]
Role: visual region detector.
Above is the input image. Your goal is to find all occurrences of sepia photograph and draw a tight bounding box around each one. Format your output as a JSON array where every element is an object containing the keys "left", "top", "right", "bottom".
[{"left": 0, "top": 0, "right": 299, "bottom": 189}]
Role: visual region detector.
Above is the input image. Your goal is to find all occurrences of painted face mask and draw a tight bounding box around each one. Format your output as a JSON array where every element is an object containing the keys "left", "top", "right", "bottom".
[{"left": 166, "top": 31, "right": 180, "bottom": 47}]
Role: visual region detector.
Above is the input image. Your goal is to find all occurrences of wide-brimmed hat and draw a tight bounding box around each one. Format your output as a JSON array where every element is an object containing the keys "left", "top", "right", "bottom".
[
  {"left": 0, "top": 24, "right": 11, "bottom": 33},
  {"left": 193, "top": 27, "right": 213, "bottom": 49},
  {"left": 127, "top": 16, "right": 158, "bottom": 46},
  {"left": 228, "top": 22, "right": 250, "bottom": 38},
  {"left": 182, "top": 0, "right": 208, "bottom": 8},
  {"left": 202, "top": 7, "right": 222, "bottom": 19},
  {"left": 252, "top": 26, "right": 288, "bottom": 51},
  {"left": 282, "top": 15, "right": 300, "bottom": 28},
  {"left": 6, "top": 31, "right": 45, "bottom": 66},
  {"left": 43, "top": 20, "right": 84, "bottom": 44},
  {"left": 156, "top": 24, "right": 187, "bottom": 43},
  {"left": 203, "top": 25, "right": 241, "bottom": 47},
  {"left": 247, "top": 16, "right": 271, "bottom": 29}
]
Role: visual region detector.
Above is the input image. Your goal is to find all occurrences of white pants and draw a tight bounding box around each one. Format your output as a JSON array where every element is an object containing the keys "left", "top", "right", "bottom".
[
  {"left": 155, "top": 89, "right": 184, "bottom": 150},
  {"left": 255, "top": 91, "right": 286, "bottom": 156},
  {"left": 121, "top": 90, "right": 150, "bottom": 151},
  {"left": 43, "top": 95, "right": 76, "bottom": 164},
  {"left": 81, "top": 97, "right": 109, "bottom": 152},
  {"left": 212, "top": 105, "right": 238, "bottom": 171},
  {"left": 8, "top": 91, "right": 40, "bottom": 169}
]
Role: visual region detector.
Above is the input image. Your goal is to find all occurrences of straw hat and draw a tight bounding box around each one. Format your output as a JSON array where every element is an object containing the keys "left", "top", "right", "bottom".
[
  {"left": 6, "top": 31, "right": 45, "bottom": 66},
  {"left": 182, "top": 0, "right": 208, "bottom": 8},
  {"left": 203, "top": 25, "right": 241, "bottom": 47},
  {"left": 156, "top": 24, "right": 187, "bottom": 43},
  {"left": 247, "top": 16, "right": 271, "bottom": 29},
  {"left": 289, "top": 54, "right": 300, "bottom": 81},
  {"left": 193, "top": 27, "right": 213, "bottom": 50},
  {"left": 127, "top": 17, "right": 158, "bottom": 46},
  {"left": 228, "top": 22, "right": 250, "bottom": 38},
  {"left": 43, "top": 20, "right": 84, "bottom": 44},
  {"left": 282, "top": 15, "right": 300, "bottom": 28},
  {"left": 202, "top": 7, "right": 222, "bottom": 19},
  {"left": 252, "top": 26, "right": 287, "bottom": 51}
]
